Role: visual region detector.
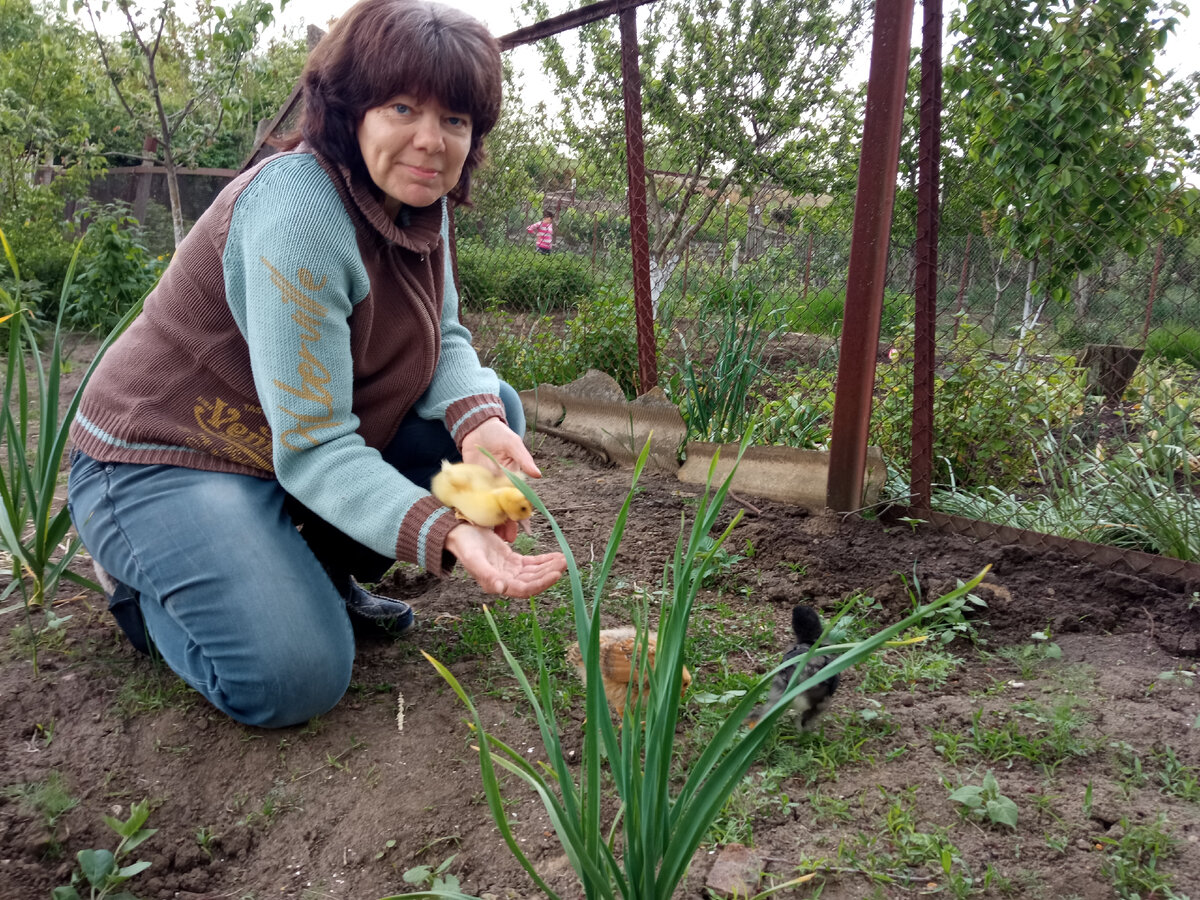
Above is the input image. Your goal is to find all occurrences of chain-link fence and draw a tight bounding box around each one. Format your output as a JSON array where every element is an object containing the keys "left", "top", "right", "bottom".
[
  {"left": 455, "top": 0, "right": 1200, "bottom": 575},
  {"left": 902, "top": 0, "right": 1200, "bottom": 577}
]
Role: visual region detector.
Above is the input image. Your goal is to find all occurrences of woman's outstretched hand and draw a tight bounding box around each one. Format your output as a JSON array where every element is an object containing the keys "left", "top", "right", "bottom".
[{"left": 445, "top": 523, "right": 566, "bottom": 598}]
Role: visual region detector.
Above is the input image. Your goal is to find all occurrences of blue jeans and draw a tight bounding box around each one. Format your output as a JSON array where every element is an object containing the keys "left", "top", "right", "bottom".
[{"left": 67, "top": 385, "right": 525, "bottom": 728}]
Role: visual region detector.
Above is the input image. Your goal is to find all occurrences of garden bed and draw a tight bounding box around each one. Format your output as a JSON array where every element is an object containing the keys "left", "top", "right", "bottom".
[{"left": 1, "top": 427, "right": 1198, "bottom": 899}]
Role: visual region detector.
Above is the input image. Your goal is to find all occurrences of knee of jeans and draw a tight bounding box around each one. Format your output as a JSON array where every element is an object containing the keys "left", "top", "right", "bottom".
[
  {"left": 498, "top": 381, "right": 526, "bottom": 437},
  {"left": 222, "top": 636, "right": 354, "bottom": 729}
]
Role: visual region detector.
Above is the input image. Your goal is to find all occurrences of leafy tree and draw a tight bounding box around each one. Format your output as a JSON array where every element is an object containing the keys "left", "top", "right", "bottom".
[
  {"left": 947, "top": 0, "right": 1199, "bottom": 344},
  {"left": 0, "top": 0, "right": 109, "bottom": 301},
  {"left": 521, "top": 0, "right": 867, "bottom": 309},
  {"left": 76, "top": 0, "right": 283, "bottom": 246}
]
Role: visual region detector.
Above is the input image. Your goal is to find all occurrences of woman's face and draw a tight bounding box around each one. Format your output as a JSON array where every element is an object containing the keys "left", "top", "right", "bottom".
[{"left": 357, "top": 93, "right": 472, "bottom": 215}]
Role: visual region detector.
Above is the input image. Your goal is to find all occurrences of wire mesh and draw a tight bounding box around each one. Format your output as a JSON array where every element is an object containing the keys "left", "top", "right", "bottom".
[
  {"left": 461, "top": 0, "right": 871, "bottom": 435},
  {"left": 905, "top": 1, "right": 1200, "bottom": 571}
]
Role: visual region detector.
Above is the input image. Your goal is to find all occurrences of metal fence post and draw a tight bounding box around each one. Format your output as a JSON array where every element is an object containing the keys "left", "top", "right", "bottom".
[
  {"left": 619, "top": 4, "right": 658, "bottom": 394},
  {"left": 911, "top": 0, "right": 943, "bottom": 510},
  {"left": 826, "top": 0, "right": 916, "bottom": 512}
]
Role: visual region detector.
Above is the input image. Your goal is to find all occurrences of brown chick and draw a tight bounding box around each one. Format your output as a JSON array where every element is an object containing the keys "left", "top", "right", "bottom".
[
  {"left": 566, "top": 627, "right": 692, "bottom": 718},
  {"left": 430, "top": 460, "right": 534, "bottom": 530}
]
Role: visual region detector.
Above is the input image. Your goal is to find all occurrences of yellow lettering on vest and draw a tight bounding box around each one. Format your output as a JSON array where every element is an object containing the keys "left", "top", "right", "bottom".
[{"left": 192, "top": 398, "right": 273, "bottom": 469}]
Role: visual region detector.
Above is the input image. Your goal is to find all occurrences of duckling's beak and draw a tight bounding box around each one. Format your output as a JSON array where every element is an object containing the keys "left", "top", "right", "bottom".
[{"left": 519, "top": 518, "right": 533, "bottom": 535}]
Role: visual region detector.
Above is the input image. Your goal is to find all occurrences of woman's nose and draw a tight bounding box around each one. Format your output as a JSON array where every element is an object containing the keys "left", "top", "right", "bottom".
[{"left": 413, "top": 113, "right": 445, "bottom": 152}]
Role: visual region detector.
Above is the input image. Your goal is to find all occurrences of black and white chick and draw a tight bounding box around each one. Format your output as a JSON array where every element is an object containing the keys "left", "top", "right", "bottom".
[{"left": 746, "top": 605, "right": 839, "bottom": 730}]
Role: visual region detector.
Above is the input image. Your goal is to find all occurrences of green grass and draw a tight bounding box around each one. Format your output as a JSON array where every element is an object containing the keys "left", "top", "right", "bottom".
[
  {"left": 1145, "top": 322, "right": 1200, "bottom": 369},
  {"left": 112, "top": 665, "right": 198, "bottom": 718},
  {"left": 928, "top": 701, "right": 1098, "bottom": 775},
  {"left": 1098, "top": 815, "right": 1184, "bottom": 900},
  {"left": 857, "top": 645, "right": 961, "bottom": 692},
  {"left": 2, "top": 770, "right": 79, "bottom": 836}
]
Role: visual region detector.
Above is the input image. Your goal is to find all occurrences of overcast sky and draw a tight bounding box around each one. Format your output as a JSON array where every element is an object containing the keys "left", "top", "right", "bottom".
[
  {"left": 273, "top": 0, "right": 1198, "bottom": 68},
  {"left": 271, "top": 0, "right": 1199, "bottom": 108}
]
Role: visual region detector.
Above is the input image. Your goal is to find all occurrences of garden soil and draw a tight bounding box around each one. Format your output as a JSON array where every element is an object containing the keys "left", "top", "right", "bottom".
[{"left": 1, "top": 339, "right": 1199, "bottom": 900}]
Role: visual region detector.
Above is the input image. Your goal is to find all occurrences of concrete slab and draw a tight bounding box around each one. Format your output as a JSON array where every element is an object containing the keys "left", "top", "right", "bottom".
[
  {"left": 520, "top": 372, "right": 886, "bottom": 513},
  {"left": 678, "top": 442, "right": 887, "bottom": 513},
  {"left": 520, "top": 370, "right": 687, "bottom": 473}
]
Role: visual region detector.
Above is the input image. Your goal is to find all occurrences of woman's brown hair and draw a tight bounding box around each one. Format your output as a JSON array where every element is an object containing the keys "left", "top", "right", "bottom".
[{"left": 285, "top": 0, "right": 502, "bottom": 205}]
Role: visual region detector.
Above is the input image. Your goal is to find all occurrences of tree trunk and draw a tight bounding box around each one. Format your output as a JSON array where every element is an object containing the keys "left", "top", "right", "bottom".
[
  {"left": 1079, "top": 344, "right": 1144, "bottom": 403},
  {"left": 648, "top": 253, "right": 681, "bottom": 316},
  {"left": 163, "top": 145, "right": 186, "bottom": 247},
  {"left": 1072, "top": 272, "right": 1091, "bottom": 318}
]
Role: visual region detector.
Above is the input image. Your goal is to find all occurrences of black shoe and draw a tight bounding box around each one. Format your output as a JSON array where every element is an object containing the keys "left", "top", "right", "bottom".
[
  {"left": 93, "top": 562, "right": 152, "bottom": 655},
  {"left": 341, "top": 578, "right": 416, "bottom": 636}
]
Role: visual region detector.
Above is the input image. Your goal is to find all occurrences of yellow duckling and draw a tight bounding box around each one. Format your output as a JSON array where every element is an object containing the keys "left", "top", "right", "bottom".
[{"left": 430, "top": 460, "right": 534, "bottom": 530}]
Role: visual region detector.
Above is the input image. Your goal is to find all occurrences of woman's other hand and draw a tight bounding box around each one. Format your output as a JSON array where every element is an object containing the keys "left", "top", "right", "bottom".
[
  {"left": 445, "top": 524, "right": 566, "bottom": 598},
  {"left": 460, "top": 417, "right": 541, "bottom": 480}
]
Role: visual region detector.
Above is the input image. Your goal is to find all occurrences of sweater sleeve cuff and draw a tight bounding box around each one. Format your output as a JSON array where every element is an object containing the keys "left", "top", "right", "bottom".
[
  {"left": 446, "top": 394, "right": 507, "bottom": 449},
  {"left": 396, "top": 499, "right": 460, "bottom": 576}
]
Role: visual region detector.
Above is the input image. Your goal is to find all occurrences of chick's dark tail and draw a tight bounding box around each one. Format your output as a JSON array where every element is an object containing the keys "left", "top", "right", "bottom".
[{"left": 791, "top": 604, "right": 825, "bottom": 644}]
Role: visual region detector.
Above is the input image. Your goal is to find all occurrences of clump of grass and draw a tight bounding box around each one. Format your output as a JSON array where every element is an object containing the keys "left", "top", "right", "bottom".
[
  {"left": 994, "top": 630, "right": 1062, "bottom": 678},
  {"left": 112, "top": 666, "right": 198, "bottom": 718},
  {"left": 1098, "top": 815, "right": 1183, "bottom": 900},
  {"left": 3, "top": 770, "right": 78, "bottom": 855}
]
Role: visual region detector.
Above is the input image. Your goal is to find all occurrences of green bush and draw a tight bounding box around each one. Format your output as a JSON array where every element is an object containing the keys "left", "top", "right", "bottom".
[
  {"left": 566, "top": 287, "right": 642, "bottom": 397},
  {"left": 64, "top": 203, "right": 164, "bottom": 333},
  {"left": 753, "top": 392, "right": 832, "bottom": 449},
  {"left": 1145, "top": 323, "right": 1200, "bottom": 370},
  {"left": 457, "top": 241, "right": 596, "bottom": 312},
  {"left": 779, "top": 287, "right": 912, "bottom": 339},
  {"left": 486, "top": 310, "right": 579, "bottom": 391},
  {"left": 1054, "top": 315, "right": 1125, "bottom": 351},
  {"left": 875, "top": 328, "right": 1085, "bottom": 492},
  {"left": 484, "top": 288, "right": 649, "bottom": 398},
  {"left": 0, "top": 189, "right": 76, "bottom": 316}
]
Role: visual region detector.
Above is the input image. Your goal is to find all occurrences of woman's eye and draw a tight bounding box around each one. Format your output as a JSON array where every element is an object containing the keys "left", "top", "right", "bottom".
[
  {"left": 393, "top": 103, "right": 411, "bottom": 116},
  {"left": 447, "top": 115, "right": 470, "bottom": 129}
]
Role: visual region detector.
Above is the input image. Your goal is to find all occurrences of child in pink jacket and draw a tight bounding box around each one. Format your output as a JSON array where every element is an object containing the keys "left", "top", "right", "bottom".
[{"left": 527, "top": 211, "right": 554, "bottom": 253}]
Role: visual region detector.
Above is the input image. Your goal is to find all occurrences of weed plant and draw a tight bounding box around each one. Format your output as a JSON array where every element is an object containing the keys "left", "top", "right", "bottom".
[
  {"left": 947, "top": 770, "right": 1019, "bottom": 829},
  {"left": 670, "top": 284, "right": 779, "bottom": 442},
  {"left": 52, "top": 799, "right": 156, "bottom": 900},
  {"left": 0, "top": 229, "right": 146, "bottom": 670},
  {"left": 404, "top": 441, "right": 990, "bottom": 900},
  {"left": 1098, "top": 815, "right": 1184, "bottom": 900},
  {"left": 2, "top": 770, "right": 78, "bottom": 854}
]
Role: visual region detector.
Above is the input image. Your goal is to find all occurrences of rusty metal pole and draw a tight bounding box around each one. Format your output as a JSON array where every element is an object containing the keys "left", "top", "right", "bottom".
[
  {"left": 826, "top": 0, "right": 915, "bottom": 512},
  {"left": 619, "top": 4, "right": 658, "bottom": 395},
  {"left": 910, "top": 0, "right": 943, "bottom": 510}
]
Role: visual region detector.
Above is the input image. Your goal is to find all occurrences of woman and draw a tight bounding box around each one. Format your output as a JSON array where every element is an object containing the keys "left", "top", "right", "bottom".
[{"left": 67, "top": 0, "right": 567, "bottom": 728}]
